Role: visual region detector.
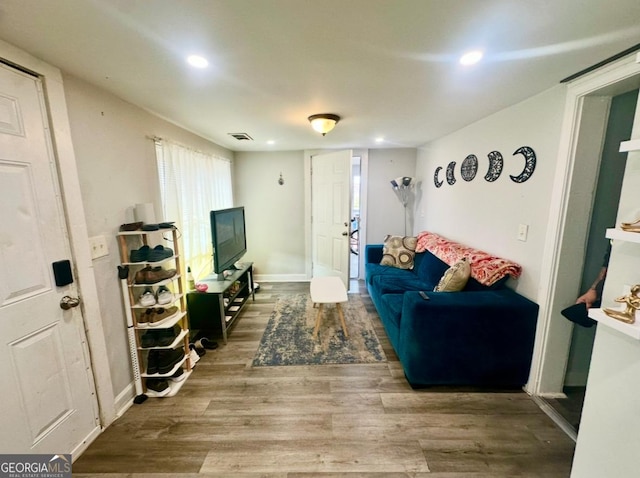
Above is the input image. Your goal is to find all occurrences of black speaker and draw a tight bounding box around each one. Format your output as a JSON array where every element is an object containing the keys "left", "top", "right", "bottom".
[{"left": 52, "top": 260, "right": 73, "bottom": 286}]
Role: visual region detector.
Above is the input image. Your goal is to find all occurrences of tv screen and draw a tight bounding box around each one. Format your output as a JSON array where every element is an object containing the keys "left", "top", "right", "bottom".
[{"left": 210, "top": 206, "right": 247, "bottom": 276}]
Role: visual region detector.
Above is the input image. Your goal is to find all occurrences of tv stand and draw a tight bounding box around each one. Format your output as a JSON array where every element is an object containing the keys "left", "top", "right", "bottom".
[{"left": 186, "top": 262, "right": 254, "bottom": 344}]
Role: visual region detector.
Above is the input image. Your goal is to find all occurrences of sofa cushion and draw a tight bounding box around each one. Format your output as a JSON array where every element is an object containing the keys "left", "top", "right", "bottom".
[
  {"left": 414, "top": 250, "right": 449, "bottom": 285},
  {"left": 372, "top": 273, "right": 433, "bottom": 295},
  {"left": 435, "top": 257, "right": 471, "bottom": 292},
  {"left": 380, "top": 235, "right": 417, "bottom": 269}
]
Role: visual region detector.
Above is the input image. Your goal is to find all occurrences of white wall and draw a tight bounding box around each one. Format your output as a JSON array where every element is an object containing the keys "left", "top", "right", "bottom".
[
  {"left": 63, "top": 74, "right": 234, "bottom": 409},
  {"left": 233, "top": 150, "right": 306, "bottom": 280},
  {"left": 415, "top": 86, "right": 567, "bottom": 300},
  {"left": 366, "top": 148, "right": 417, "bottom": 242}
]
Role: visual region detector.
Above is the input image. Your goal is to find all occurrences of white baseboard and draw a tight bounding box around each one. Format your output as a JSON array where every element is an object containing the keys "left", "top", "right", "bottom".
[
  {"left": 114, "top": 382, "right": 136, "bottom": 418},
  {"left": 254, "top": 274, "right": 308, "bottom": 282}
]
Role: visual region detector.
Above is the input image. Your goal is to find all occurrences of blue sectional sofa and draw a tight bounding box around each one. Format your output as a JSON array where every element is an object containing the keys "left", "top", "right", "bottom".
[{"left": 365, "top": 243, "right": 539, "bottom": 388}]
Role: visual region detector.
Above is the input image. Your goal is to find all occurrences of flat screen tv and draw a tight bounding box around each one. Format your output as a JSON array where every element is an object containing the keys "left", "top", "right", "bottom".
[{"left": 210, "top": 206, "right": 247, "bottom": 280}]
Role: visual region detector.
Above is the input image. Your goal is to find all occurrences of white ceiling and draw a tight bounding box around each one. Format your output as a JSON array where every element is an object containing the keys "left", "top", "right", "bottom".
[{"left": 1, "top": 0, "right": 639, "bottom": 152}]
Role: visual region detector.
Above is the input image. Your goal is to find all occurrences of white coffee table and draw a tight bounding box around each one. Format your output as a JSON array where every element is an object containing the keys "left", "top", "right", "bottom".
[{"left": 310, "top": 276, "right": 349, "bottom": 338}]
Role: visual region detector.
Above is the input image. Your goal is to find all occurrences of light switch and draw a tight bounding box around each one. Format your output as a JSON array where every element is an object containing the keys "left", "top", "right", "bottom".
[
  {"left": 517, "top": 224, "right": 529, "bottom": 242},
  {"left": 89, "top": 235, "right": 109, "bottom": 259}
]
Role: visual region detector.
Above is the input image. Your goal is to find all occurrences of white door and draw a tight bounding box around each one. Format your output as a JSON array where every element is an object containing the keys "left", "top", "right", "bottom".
[
  {"left": 0, "top": 63, "right": 99, "bottom": 453},
  {"left": 311, "top": 150, "right": 352, "bottom": 286}
]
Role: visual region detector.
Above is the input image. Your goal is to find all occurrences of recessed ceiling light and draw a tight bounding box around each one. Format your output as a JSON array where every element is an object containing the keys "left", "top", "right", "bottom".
[
  {"left": 375, "top": 137, "right": 384, "bottom": 143},
  {"left": 267, "top": 140, "right": 275, "bottom": 145},
  {"left": 459, "top": 50, "right": 483, "bottom": 66},
  {"left": 186, "top": 55, "right": 209, "bottom": 68}
]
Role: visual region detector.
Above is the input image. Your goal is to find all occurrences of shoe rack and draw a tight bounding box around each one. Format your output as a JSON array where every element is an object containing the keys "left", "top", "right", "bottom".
[{"left": 116, "top": 226, "right": 192, "bottom": 398}]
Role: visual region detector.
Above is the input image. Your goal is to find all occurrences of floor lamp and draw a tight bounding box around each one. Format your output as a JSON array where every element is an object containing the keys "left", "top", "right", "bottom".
[{"left": 390, "top": 176, "right": 415, "bottom": 236}]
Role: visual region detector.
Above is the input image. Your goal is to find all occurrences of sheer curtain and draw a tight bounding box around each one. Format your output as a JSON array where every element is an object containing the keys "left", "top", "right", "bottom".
[{"left": 155, "top": 139, "right": 233, "bottom": 280}]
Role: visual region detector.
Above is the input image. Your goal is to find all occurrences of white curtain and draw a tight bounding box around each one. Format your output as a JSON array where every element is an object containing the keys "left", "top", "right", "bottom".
[{"left": 156, "top": 139, "right": 233, "bottom": 280}]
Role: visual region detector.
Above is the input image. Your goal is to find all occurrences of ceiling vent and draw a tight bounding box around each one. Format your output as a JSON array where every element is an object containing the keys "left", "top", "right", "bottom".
[{"left": 228, "top": 132, "right": 253, "bottom": 141}]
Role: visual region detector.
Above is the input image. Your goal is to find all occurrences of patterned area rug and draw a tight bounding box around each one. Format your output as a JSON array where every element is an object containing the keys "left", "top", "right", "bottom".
[{"left": 252, "top": 293, "right": 386, "bottom": 366}]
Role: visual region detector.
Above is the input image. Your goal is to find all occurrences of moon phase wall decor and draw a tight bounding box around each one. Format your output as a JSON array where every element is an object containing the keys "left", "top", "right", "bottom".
[
  {"left": 432, "top": 146, "right": 536, "bottom": 187},
  {"left": 445, "top": 161, "right": 456, "bottom": 185},
  {"left": 509, "top": 146, "right": 536, "bottom": 183},
  {"left": 434, "top": 166, "right": 443, "bottom": 188},
  {"left": 460, "top": 154, "right": 478, "bottom": 182},
  {"left": 484, "top": 151, "right": 503, "bottom": 182}
]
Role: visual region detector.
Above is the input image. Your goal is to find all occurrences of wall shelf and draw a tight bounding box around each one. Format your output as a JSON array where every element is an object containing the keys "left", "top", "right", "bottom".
[
  {"left": 605, "top": 228, "right": 640, "bottom": 243},
  {"left": 619, "top": 138, "right": 640, "bottom": 153},
  {"left": 588, "top": 308, "right": 640, "bottom": 340}
]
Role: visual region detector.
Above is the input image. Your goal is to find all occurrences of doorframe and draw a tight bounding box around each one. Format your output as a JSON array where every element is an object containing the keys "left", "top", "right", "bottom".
[
  {"left": 0, "top": 40, "right": 116, "bottom": 429},
  {"left": 529, "top": 52, "right": 640, "bottom": 396}
]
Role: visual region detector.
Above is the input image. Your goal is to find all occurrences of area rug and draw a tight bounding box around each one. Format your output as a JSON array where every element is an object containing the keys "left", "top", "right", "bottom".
[{"left": 251, "top": 293, "right": 386, "bottom": 366}]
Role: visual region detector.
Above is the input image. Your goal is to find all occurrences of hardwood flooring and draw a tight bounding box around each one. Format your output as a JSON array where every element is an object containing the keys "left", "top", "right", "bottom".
[{"left": 73, "top": 282, "right": 575, "bottom": 477}]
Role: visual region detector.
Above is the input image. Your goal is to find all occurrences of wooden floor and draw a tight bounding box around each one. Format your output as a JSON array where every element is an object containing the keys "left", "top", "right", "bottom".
[{"left": 73, "top": 282, "right": 575, "bottom": 477}]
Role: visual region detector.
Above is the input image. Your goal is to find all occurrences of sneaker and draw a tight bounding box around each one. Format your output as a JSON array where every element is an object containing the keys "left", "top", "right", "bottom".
[
  {"left": 146, "top": 378, "right": 169, "bottom": 393},
  {"left": 147, "top": 245, "right": 174, "bottom": 262},
  {"left": 170, "top": 367, "right": 186, "bottom": 382},
  {"left": 156, "top": 286, "right": 174, "bottom": 305},
  {"left": 156, "top": 348, "right": 185, "bottom": 374},
  {"left": 138, "top": 287, "right": 156, "bottom": 307}
]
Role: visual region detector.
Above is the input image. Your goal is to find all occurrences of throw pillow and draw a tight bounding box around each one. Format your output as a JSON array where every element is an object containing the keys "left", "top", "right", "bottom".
[
  {"left": 434, "top": 257, "right": 471, "bottom": 292},
  {"left": 380, "top": 235, "right": 417, "bottom": 270}
]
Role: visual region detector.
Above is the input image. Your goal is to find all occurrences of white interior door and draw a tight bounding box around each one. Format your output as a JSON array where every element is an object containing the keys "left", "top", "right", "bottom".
[
  {"left": 311, "top": 150, "right": 352, "bottom": 286},
  {"left": 0, "top": 63, "right": 99, "bottom": 453}
]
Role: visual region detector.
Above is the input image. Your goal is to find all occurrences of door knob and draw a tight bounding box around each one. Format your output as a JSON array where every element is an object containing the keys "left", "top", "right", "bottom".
[{"left": 60, "top": 296, "right": 81, "bottom": 310}]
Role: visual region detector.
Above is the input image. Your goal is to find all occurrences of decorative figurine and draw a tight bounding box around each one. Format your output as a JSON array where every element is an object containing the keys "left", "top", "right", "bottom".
[{"left": 604, "top": 284, "right": 640, "bottom": 324}]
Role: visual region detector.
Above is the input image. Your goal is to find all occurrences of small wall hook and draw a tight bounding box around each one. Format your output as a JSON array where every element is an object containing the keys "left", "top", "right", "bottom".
[{"left": 278, "top": 173, "right": 284, "bottom": 186}]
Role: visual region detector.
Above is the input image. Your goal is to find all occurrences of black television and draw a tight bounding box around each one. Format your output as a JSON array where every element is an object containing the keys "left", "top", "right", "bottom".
[{"left": 210, "top": 206, "right": 247, "bottom": 280}]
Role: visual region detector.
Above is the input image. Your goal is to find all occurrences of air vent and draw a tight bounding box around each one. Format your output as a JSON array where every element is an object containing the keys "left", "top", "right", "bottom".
[{"left": 228, "top": 132, "right": 253, "bottom": 141}]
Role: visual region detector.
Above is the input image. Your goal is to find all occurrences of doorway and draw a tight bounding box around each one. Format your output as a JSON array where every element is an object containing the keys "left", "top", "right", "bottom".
[
  {"left": 542, "top": 88, "right": 637, "bottom": 431},
  {"left": 350, "top": 156, "right": 361, "bottom": 280}
]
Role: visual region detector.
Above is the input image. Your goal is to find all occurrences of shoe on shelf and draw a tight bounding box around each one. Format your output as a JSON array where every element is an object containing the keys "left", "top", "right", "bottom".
[
  {"left": 147, "top": 245, "right": 174, "bottom": 262},
  {"left": 137, "top": 308, "right": 154, "bottom": 324},
  {"left": 138, "top": 287, "right": 156, "bottom": 307},
  {"left": 155, "top": 324, "right": 182, "bottom": 346},
  {"left": 146, "top": 350, "right": 159, "bottom": 374},
  {"left": 170, "top": 367, "right": 186, "bottom": 382},
  {"left": 146, "top": 378, "right": 169, "bottom": 393},
  {"left": 147, "top": 306, "right": 179, "bottom": 325},
  {"left": 156, "top": 348, "right": 185, "bottom": 374},
  {"left": 135, "top": 267, "right": 176, "bottom": 285},
  {"left": 129, "top": 245, "right": 151, "bottom": 262},
  {"left": 156, "top": 286, "right": 174, "bottom": 305},
  {"left": 141, "top": 329, "right": 159, "bottom": 348}
]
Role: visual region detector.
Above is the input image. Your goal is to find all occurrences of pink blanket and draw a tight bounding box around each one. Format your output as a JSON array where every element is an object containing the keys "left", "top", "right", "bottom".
[{"left": 416, "top": 231, "right": 522, "bottom": 287}]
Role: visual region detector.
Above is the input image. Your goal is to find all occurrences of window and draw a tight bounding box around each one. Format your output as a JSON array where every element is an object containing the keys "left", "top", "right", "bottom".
[{"left": 155, "top": 139, "right": 233, "bottom": 280}]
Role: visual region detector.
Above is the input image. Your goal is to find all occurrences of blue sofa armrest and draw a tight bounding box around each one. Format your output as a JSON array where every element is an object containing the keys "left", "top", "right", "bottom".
[
  {"left": 397, "top": 289, "right": 538, "bottom": 387},
  {"left": 365, "top": 244, "right": 383, "bottom": 264}
]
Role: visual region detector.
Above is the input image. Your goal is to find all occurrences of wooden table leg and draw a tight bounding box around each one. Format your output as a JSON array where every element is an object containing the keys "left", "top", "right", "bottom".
[
  {"left": 336, "top": 303, "right": 349, "bottom": 337},
  {"left": 313, "top": 303, "right": 324, "bottom": 338}
]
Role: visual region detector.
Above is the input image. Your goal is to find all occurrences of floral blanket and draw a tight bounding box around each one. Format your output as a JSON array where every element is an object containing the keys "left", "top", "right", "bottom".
[{"left": 415, "top": 231, "right": 522, "bottom": 287}]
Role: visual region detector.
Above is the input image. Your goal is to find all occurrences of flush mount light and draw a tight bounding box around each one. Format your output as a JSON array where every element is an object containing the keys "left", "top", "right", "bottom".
[
  {"left": 459, "top": 50, "right": 483, "bottom": 66},
  {"left": 308, "top": 114, "right": 340, "bottom": 136},
  {"left": 186, "top": 54, "right": 209, "bottom": 68}
]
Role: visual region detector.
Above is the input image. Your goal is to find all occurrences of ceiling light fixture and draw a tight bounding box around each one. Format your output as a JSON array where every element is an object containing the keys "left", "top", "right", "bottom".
[
  {"left": 186, "top": 54, "right": 209, "bottom": 68},
  {"left": 308, "top": 114, "right": 340, "bottom": 136},
  {"left": 459, "top": 50, "right": 483, "bottom": 66}
]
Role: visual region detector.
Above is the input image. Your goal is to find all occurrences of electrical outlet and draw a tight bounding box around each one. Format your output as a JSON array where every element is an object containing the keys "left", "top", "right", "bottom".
[
  {"left": 89, "top": 235, "right": 109, "bottom": 260},
  {"left": 517, "top": 224, "right": 529, "bottom": 242}
]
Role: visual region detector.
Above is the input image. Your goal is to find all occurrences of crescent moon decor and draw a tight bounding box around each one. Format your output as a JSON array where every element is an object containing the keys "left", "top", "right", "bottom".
[
  {"left": 445, "top": 161, "right": 457, "bottom": 185},
  {"left": 510, "top": 146, "right": 537, "bottom": 183},
  {"left": 433, "top": 166, "right": 443, "bottom": 188},
  {"left": 484, "top": 150, "right": 504, "bottom": 182},
  {"left": 460, "top": 154, "right": 478, "bottom": 182}
]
